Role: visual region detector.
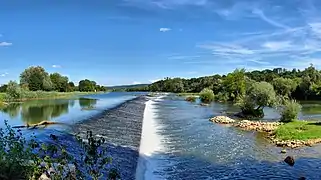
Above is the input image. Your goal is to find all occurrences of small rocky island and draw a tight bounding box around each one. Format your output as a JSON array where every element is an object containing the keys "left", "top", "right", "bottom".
[{"left": 210, "top": 116, "right": 321, "bottom": 149}]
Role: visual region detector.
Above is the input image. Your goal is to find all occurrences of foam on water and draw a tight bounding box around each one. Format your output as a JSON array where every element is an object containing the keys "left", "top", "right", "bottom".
[{"left": 135, "top": 96, "right": 165, "bottom": 180}]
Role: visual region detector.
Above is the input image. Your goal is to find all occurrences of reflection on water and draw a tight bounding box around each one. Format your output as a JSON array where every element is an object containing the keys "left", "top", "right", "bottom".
[
  {"left": 79, "top": 98, "right": 97, "bottom": 110},
  {"left": 0, "top": 98, "right": 97, "bottom": 124}
]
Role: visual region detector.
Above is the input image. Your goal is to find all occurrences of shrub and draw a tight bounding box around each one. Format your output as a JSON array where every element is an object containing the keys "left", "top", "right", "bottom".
[
  {"left": 199, "top": 88, "right": 215, "bottom": 103},
  {"left": 0, "top": 121, "right": 119, "bottom": 179},
  {"left": 185, "top": 96, "right": 197, "bottom": 102},
  {"left": 280, "top": 99, "right": 302, "bottom": 123},
  {"left": 6, "top": 81, "right": 23, "bottom": 100}
]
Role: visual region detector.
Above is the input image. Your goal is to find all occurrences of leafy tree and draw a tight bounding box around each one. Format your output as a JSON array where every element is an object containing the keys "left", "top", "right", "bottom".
[
  {"left": 237, "top": 81, "right": 277, "bottom": 118},
  {"left": 20, "top": 66, "right": 50, "bottom": 91},
  {"left": 79, "top": 79, "right": 96, "bottom": 92},
  {"left": 272, "top": 77, "right": 297, "bottom": 97},
  {"left": 50, "top": 73, "right": 69, "bottom": 92},
  {"left": 222, "top": 68, "right": 246, "bottom": 101},
  {"left": 199, "top": 88, "right": 215, "bottom": 103}
]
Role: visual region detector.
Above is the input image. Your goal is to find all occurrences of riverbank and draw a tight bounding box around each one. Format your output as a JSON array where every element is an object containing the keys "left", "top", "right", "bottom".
[
  {"left": 0, "top": 91, "right": 106, "bottom": 103},
  {"left": 210, "top": 116, "right": 321, "bottom": 148},
  {"left": 73, "top": 95, "right": 147, "bottom": 179}
]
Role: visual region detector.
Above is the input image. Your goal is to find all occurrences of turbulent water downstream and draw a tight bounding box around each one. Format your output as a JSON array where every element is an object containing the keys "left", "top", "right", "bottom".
[{"left": 1, "top": 93, "right": 321, "bottom": 179}]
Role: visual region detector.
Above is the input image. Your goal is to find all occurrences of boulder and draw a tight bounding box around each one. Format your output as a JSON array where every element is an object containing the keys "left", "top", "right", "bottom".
[
  {"left": 284, "top": 156, "right": 295, "bottom": 166},
  {"left": 281, "top": 149, "right": 287, "bottom": 154}
]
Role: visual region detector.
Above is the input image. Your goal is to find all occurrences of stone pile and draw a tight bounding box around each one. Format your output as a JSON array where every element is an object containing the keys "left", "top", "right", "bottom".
[
  {"left": 235, "top": 120, "right": 283, "bottom": 133},
  {"left": 209, "top": 116, "right": 235, "bottom": 124}
]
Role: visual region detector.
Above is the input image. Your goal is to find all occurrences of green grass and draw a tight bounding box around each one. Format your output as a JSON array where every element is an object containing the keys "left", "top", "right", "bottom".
[
  {"left": 275, "top": 120, "right": 321, "bottom": 140},
  {"left": 3, "top": 91, "right": 105, "bottom": 102},
  {"left": 177, "top": 93, "right": 199, "bottom": 97}
]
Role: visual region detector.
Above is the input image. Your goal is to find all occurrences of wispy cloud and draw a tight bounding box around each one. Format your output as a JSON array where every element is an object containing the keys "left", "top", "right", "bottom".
[
  {"left": 149, "top": 79, "right": 162, "bottom": 83},
  {"left": 252, "top": 8, "right": 290, "bottom": 30},
  {"left": 160, "top": 28, "right": 171, "bottom": 32},
  {"left": 0, "top": 42, "right": 12, "bottom": 46},
  {"left": 124, "top": 0, "right": 210, "bottom": 9},
  {"left": 52, "top": 65, "right": 62, "bottom": 68},
  {"left": 262, "top": 41, "right": 292, "bottom": 51}
]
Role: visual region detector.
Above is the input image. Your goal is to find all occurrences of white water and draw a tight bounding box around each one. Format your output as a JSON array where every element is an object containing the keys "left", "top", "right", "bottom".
[{"left": 135, "top": 97, "right": 165, "bottom": 180}]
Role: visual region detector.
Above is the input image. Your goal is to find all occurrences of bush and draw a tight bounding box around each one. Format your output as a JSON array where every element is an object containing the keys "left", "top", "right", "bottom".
[
  {"left": 185, "top": 96, "right": 197, "bottom": 102},
  {"left": 215, "top": 92, "right": 229, "bottom": 102},
  {"left": 280, "top": 99, "right": 302, "bottom": 123},
  {"left": 6, "top": 81, "right": 23, "bottom": 100},
  {"left": 199, "top": 88, "right": 215, "bottom": 103},
  {"left": 0, "top": 121, "right": 119, "bottom": 179}
]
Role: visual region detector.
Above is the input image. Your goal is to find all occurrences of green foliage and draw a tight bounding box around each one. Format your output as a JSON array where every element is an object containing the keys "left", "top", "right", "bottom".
[
  {"left": 50, "top": 73, "right": 69, "bottom": 92},
  {"left": 272, "top": 77, "right": 297, "bottom": 97},
  {"left": 0, "top": 121, "right": 120, "bottom": 179},
  {"left": 0, "top": 84, "right": 7, "bottom": 93},
  {"left": 6, "top": 81, "right": 23, "bottom": 100},
  {"left": 214, "top": 92, "right": 229, "bottom": 102},
  {"left": 222, "top": 68, "right": 246, "bottom": 101},
  {"left": 280, "top": 99, "right": 302, "bottom": 123},
  {"left": 246, "top": 81, "right": 277, "bottom": 109},
  {"left": 199, "top": 88, "right": 215, "bottom": 103},
  {"left": 20, "top": 66, "right": 51, "bottom": 91},
  {"left": 79, "top": 79, "right": 97, "bottom": 92},
  {"left": 275, "top": 121, "right": 321, "bottom": 140}
]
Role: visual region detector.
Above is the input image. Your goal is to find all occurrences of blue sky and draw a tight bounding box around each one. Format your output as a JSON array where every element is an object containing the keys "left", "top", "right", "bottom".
[{"left": 1, "top": 0, "right": 321, "bottom": 85}]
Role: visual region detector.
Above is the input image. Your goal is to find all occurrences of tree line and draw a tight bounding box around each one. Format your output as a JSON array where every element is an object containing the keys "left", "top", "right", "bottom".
[
  {"left": 129, "top": 65, "right": 321, "bottom": 101},
  {"left": 0, "top": 66, "right": 107, "bottom": 93}
]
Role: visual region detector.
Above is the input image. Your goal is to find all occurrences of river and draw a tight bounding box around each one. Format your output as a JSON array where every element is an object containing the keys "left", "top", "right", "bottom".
[{"left": 0, "top": 93, "right": 321, "bottom": 179}]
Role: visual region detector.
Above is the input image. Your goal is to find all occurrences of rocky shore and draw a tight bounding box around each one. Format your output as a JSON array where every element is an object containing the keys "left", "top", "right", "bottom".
[{"left": 209, "top": 115, "right": 321, "bottom": 149}]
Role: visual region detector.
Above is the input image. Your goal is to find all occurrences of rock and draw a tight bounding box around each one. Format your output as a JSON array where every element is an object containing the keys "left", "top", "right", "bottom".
[
  {"left": 210, "top": 116, "right": 235, "bottom": 124},
  {"left": 281, "top": 149, "right": 287, "bottom": 154},
  {"left": 284, "top": 156, "right": 295, "bottom": 166},
  {"left": 298, "top": 177, "right": 306, "bottom": 180}
]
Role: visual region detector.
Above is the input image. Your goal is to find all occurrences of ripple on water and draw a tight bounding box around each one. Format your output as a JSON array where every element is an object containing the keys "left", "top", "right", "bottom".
[{"left": 149, "top": 96, "right": 321, "bottom": 179}]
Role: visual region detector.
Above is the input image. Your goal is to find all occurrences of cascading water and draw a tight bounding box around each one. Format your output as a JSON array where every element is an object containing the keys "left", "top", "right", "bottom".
[{"left": 135, "top": 96, "right": 165, "bottom": 180}]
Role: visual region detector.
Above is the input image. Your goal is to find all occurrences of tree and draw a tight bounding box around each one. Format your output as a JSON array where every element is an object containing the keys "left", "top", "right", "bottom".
[
  {"left": 78, "top": 79, "right": 96, "bottom": 92},
  {"left": 50, "top": 73, "right": 69, "bottom": 92},
  {"left": 237, "top": 81, "right": 277, "bottom": 118},
  {"left": 199, "top": 88, "right": 215, "bottom": 103},
  {"left": 222, "top": 68, "right": 246, "bottom": 101},
  {"left": 272, "top": 77, "right": 297, "bottom": 97},
  {"left": 20, "top": 66, "right": 50, "bottom": 91},
  {"left": 67, "top": 82, "right": 75, "bottom": 92}
]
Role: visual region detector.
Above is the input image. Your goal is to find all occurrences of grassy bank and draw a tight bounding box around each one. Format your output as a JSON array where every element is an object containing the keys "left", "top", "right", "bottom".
[
  {"left": 1, "top": 91, "right": 106, "bottom": 102},
  {"left": 275, "top": 121, "right": 321, "bottom": 140}
]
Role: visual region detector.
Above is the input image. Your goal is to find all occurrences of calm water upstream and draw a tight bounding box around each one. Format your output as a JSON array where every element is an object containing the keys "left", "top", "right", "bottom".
[{"left": 1, "top": 93, "right": 321, "bottom": 179}]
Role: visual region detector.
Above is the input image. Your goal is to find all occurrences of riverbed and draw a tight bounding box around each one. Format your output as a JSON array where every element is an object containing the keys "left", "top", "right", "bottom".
[{"left": 1, "top": 93, "right": 321, "bottom": 179}]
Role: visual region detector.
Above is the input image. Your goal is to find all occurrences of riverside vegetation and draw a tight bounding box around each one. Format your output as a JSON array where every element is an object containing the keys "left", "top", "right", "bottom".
[
  {"left": 127, "top": 65, "right": 321, "bottom": 147},
  {"left": 0, "top": 66, "right": 119, "bottom": 179},
  {"left": 0, "top": 66, "right": 107, "bottom": 104}
]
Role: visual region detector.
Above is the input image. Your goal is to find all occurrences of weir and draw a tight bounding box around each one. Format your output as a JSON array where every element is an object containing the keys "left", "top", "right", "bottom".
[{"left": 73, "top": 96, "right": 147, "bottom": 180}]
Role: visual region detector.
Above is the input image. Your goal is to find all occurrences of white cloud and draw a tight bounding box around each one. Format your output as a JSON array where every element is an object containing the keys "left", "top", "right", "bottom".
[
  {"left": 52, "top": 65, "right": 61, "bottom": 68},
  {"left": 160, "top": 28, "right": 171, "bottom": 32},
  {"left": 0, "top": 42, "right": 12, "bottom": 46},
  {"left": 132, "top": 81, "right": 142, "bottom": 85},
  {"left": 149, "top": 79, "right": 162, "bottom": 83},
  {"left": 0, "top": 72, "right": 8, "bottom": 77},
  {"left": 262, "top": 41, "right": 292, "bottom": 50}
]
